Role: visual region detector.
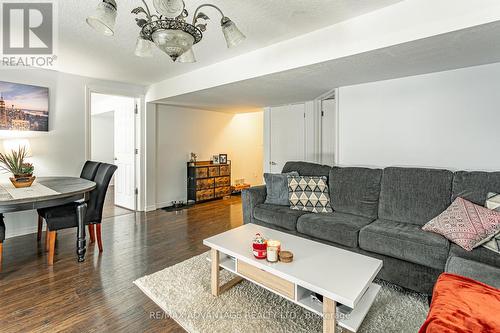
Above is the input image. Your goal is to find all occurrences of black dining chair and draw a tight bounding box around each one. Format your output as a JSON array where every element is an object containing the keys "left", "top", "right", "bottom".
[
  {"left": 42, "top": 163, "right": 116, "bottom": 265},
  {"left": 0, "top": 215, "right": 5, "bottom": 266},
  {"left": 38, "top": 161, "right": 101, "bottom": 247}
]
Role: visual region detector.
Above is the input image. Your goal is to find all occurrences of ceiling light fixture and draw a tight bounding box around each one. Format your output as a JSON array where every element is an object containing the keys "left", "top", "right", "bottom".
[{"left": 86, "top": 0, "right": 246, "bottom": 63}]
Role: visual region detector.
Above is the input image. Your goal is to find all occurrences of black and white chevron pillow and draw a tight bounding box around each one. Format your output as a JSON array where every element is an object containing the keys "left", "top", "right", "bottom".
[
  {"left": 288, "top": 176, "right": 333, "bottom": 213},
  {"left": 483, "top": 192, "right": 500, "bottom": 253}
]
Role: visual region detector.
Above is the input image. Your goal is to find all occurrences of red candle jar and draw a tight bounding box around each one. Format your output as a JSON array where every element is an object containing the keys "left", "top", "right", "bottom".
[{"left": 252, "top": 233, "right": 267, "bottom": 259}]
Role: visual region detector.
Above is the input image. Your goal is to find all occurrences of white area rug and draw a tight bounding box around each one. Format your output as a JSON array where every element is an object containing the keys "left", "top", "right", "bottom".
[{"left": 134, "top": 253, "right": 429, "bottom": 333}]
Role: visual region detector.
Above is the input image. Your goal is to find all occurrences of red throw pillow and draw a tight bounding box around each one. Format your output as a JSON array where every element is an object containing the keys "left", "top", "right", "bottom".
[
  {"left": 422, "top": 197, "right": 500, "bottom": 251},
  {"left": 419, "top": 273, "right": 500, "bottom": 333}
]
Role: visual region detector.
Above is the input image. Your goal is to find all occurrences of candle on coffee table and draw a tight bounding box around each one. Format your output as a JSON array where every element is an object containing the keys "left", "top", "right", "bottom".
[{"left": 266, "top": 240, "right": 281, "bottom": 262}]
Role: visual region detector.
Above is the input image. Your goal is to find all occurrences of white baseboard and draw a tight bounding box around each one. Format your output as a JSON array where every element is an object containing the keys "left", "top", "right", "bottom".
[
  {"left": 5, "top": 225, "right": 38, "bottom": 240},
  {"left": 155, "top": 201, "right": 172, "bottom": 209},
  {"left": 145, "top": 205, "right": 157, "bottom": 212}
]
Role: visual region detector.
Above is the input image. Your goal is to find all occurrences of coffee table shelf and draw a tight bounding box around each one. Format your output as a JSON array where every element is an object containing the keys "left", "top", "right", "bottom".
[
  {"left": 296, "top": 286, "right": 323, "bottom": 315},
  {"left": 204, "top": 224, "right": 383, "bottom": 333},
  {"left": 336, "top": 283, "right": 380, "bottom": 332},
  {"left": 218, "top": 254, "right": 236, "bottom": 273}
]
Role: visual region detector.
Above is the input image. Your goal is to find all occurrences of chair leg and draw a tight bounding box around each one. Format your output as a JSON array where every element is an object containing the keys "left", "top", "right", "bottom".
[
  {"left": 45, "top": 225, "right": 50, "bottom": 252},
  {"left": 0, "top": 242, "right": 3, "bottom": 266},
  {"left": 37, "top": 215, "right": 43, "bottom": 241},
  {"left": 96, "top": 224, "right": 103, "bottom": 253},
  {"left": 48, "top": 231, "right": 56, "bottom": 266},
  {"left": 88, "top": 224, "right": 95, "bottom": 244}
]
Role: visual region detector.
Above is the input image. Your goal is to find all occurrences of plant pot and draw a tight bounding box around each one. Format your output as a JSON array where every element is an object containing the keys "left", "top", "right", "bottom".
[{"left": 10, "top": 175, "right": 36, "bottom": 188}]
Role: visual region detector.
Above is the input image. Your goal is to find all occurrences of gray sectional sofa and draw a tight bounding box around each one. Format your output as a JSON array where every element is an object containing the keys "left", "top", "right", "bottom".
[{"left": 242, "top": 161, "right": 500, "bottom": 294}]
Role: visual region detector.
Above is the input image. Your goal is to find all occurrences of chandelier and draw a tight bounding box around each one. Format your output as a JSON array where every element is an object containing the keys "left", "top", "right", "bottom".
[{"left": 86, "top": 0, "right": 246, "bottom": 63}]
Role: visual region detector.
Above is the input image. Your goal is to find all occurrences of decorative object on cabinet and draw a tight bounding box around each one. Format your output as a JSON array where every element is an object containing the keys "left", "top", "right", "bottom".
[
  {"left": 212, "top": 155, "right": 219, "bottom": 164},
  {"left": 189, "top": 152, "right": 198, "bottom": 165},
  {"left": 187, "top": 160, "right": 231, "bottom": 203},
  {"left": 219, "top": 154, "right": 227, "bottom": 164}
]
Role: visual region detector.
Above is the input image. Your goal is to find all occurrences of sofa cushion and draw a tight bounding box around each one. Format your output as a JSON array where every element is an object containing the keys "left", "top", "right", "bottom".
[
  {"left": 253, "top": 203, "right": 308, "bottom": 231},
  {"left": 379, "top": 167, "right": 453, "bottom": 225},
  {"left": 482, "top": 193, "right": 500, "bottom": 253},
  {"left": 263, "top": 172, "right": 299, "bottom": 206},
  {"left": 359, "top": 219, "right": 449, "bottom": 269},
  {"left": 452, "top": 171, "right": 500, "bottom": 205},
  {"left": 419, "top": 273, "right": 500, "bottom": 333},
  {"left": 422, "top": 197, "right": 500, "bottom": 251},
  {"left": 329, "top": 166, "right": 382, "bottom": 219},
  {"left": 449, "top": 243, "right": 500, "bottom": 268},
  {"left": 288, "top": 176, "right": 333, "bottom": 213},
  {"left": 297, "top": 212, "right": 373, "bottom": 248},
  {"left": 486, "top": 192, "right": 500, "bottom": 212},
  {"left": 282, "top": 161, "right": 331, "bottom": 179}
]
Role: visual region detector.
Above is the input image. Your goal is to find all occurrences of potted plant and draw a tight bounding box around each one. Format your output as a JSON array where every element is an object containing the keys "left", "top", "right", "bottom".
[{"left": 0, "top": 146, "right": 36, "bottom": 188}]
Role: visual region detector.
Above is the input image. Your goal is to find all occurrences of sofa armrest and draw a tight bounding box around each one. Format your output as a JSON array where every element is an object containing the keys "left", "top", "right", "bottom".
[
  {"left": 446, "top": 256, "right": 500, "bottom": 289},
  {"left": 241, "top": 185, "right": 267, "bottom": 225}
]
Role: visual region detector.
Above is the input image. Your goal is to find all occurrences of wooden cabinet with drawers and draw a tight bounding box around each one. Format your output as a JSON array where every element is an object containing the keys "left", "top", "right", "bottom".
[{"left": 188, "top": 161, "right": 231, "bottom": 203}]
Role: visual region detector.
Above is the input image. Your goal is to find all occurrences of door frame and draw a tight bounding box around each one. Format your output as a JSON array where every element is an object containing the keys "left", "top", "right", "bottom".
[
  {"left": 314, "top": 88, "right": 339, "bottom": 165},
  {"left": 85, "top": 85, "right": 144, "bottom": 212}
]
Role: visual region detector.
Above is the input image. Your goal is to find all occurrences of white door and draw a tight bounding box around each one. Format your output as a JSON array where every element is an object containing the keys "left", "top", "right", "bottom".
[
  {"left": 114, "top": 97, "right": 136, "bottom": 210},
  {"left": 321, "top": 98, "right": 337, "bottom": 166},
  {"left": 268, "top": 104, "right": 306, "bottom": 173}
]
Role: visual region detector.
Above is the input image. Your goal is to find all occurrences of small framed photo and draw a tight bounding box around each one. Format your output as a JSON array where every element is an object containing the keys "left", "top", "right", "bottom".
[
  {"left": 212, "top": 155, "right": 220, "bottom": 164},
  {"left": 219, "top": 154, "right": 228, "bottom": 164}
]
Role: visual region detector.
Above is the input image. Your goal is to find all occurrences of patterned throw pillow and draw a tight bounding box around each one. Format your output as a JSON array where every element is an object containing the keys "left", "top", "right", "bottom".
[
  {"left": 288, "top": 176, "right": 333, "bottom": 213},
  {"left": 482, "top": 192, "right": 500, "bottom": 253},
  {"left": 422, "top": 197, "right": 500, "bottom": 251}
]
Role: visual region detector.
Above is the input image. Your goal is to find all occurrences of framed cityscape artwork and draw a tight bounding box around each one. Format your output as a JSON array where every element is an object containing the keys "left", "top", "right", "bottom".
[{"left": 0, "top": 81, "right": 49, "bottom": 132}]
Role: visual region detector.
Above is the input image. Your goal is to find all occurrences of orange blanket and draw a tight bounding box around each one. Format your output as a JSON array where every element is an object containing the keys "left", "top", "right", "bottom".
[{"left": 419, "top": 273, "right": 500, "bottom": 333}]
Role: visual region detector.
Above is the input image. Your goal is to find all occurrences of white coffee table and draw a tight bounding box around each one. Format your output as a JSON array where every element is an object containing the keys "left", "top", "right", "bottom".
[{"left": 203, "top": 223, "right": 383, "bottom": 333}]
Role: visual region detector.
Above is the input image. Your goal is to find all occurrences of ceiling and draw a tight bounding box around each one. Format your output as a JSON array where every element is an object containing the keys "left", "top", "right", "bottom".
[
  {"left": 157, "top": 21, "right": 500, "bottom": 113},
  {"left": 57, "top": 0, "right": 403, "bottom": 85}
]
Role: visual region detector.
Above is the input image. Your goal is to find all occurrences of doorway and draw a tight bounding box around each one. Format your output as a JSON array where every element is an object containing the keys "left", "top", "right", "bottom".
[
  {"left": 266, "top": 103, "right": 306, "bottom": 173},
  {"left": 89, "top": 92, "right": 138, "bottom": 214}
]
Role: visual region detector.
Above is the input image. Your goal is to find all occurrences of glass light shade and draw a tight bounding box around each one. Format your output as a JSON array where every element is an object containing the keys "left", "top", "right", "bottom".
[
  {"left": 221, "top": 19, "right": 246, "bottom": 48},
  {"left": 153, "top": 0, "right": 185, "bottom": 18},
  {"left": 86, "top": 0, "right": 117, "bottom": 37},
  {"left": 152, "top": 29, "right": 195, "bottom": 62},
  {"left": 135, "top": 36, "right": 155, "bottom": 58},
  {"left": 178, "top": 48, "right": 196, "bottom": 63}
]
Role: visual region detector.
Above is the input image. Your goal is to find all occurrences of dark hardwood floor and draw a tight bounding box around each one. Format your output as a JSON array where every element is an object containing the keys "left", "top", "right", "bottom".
[{"left": 0, "top": 196, "right": 243, "bottom": 332}]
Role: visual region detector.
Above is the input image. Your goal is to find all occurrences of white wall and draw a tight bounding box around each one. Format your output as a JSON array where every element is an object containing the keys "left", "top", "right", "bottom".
[
  {"left": 0, "top": 68, "right": 145, "bottom": 238},
  {"left": 91, "top": 112, "right": 114, "bottom": 165},
  {"left": 337, "top": 62, "right": 500, "bottom": 171},
  {"left": 155, "top": 105, "right": 263, "bottom": 208}
]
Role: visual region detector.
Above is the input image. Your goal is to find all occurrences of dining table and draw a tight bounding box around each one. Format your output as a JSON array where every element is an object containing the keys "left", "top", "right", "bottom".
[{"left": 0, "top": 177, "right": 96, "bottom": 262}]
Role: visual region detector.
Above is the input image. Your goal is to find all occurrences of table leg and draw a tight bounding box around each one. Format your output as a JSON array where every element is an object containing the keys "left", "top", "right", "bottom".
[
  {"left": 0, "top": 214, "right": 4, "bottom": 267},
  {"left": 211, "top": 248, "right": 220, "bottom": 296},
  {"left": 323, "top": 296, "right": 337, "bottom": 333},
  {"left": 210, "top": 249, "right": 243, "bottom": 296},
  {"left": 76, "top": 202, "right": 87, "bottom": 262}
]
